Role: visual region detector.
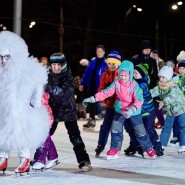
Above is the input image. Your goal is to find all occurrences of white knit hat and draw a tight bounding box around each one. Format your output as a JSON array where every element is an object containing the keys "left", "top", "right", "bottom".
[
  {"left": 176, "top": 50, "right": 185, "bottom": 62},
  {"left": 79, "top": 59, "right": 89, "bottom": 66},
  {"left": 158, "top": 66, "right": 173, "bottom": 81}
]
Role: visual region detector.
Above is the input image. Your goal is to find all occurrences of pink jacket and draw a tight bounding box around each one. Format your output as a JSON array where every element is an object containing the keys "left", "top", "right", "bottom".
[
  {"left": 95, "top": 79, "right": 143, "bottom": 116},
  {"left": 42, "top": 92, "right": 54, "bottom": 125}
]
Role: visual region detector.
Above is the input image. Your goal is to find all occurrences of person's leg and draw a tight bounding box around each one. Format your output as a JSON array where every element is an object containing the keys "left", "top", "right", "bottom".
[
  {"left": 33, "top": 138, "right": 48, "bottom": 165},
  {"left": 171, "top": 117, "right": 180, "bottom": 143},
  {"left": 155, "top": 106, "right": 165, "bottom": 127},
  {"left": 124, "top": 119, "right": 138, "bottom": 155},
  {"left": 177, "top": 113, "right": 185, "bottom": 147},
  {"left": 129, "top": 115, "right": 152, "bottom": 151},
  {"left": 143, "top": 111, "right": 163, "bottom": 156},
  {"left": 98, "top": 108, "right": 114, "bottom": 147},
  {"left": 95, "top": 108, "right": 114, "bottom": 156},
  {"left": 110, "top": 112, "right": 125, "bottom": 151},
  {"left": 160, "top": 114, "right": 174, "bottom": 147},
  {"left": 64, "top": 120, "right": 92, "bottom": 171},
  {"left": 47, "top": 135, "right": 58, "bottom": 161},
  {"left": 16, "top": 148, "right": 30, "bottom": 173},
  {"left": 50, "top": 121, "right": 59, "bottom": 136}
]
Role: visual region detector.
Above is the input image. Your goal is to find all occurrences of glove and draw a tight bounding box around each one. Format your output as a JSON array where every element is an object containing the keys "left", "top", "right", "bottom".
[
  {"left": 156, "top": 100, "right": 164, "bottom": 110},
  {"left": 45, "top": 85, "right": 63, "bottom": 95},
  {"left": 45, "top": 84, "right": 53, "bottom": 93},
  {"left": 82, "top": 96, "right": 96, "bottom": 107},
  {"left": 124, "top": 106, "right": 137, "bottom": 118}
]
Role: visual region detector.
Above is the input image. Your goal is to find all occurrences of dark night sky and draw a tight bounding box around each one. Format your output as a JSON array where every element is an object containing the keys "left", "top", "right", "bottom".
[{"left": 0, "top": 0, "right": 185, "bottom": 75}]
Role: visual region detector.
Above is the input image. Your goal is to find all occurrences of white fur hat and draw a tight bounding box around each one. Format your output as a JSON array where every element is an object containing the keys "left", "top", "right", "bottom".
[
  {"left": 158, "top": 66, "right": 173, "bottom": 81},
  {"left": 79, "top": 59, "right": 89, "bottom": 66},
  {"left": 176, "top": 50, "right": 185, "bottom": 62}
]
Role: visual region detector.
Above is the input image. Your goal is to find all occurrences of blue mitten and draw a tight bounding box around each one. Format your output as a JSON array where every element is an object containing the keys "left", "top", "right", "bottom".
[
  {"left": 82, "top": 96, "right": 96, "bottom": 107},
  {"left": 124, "top": 106, "right": 137, "bottom": 118}
]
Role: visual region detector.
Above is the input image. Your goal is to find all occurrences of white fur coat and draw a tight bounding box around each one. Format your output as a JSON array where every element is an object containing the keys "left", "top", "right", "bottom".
[{"left": 0, "top": 31, "right": 50, "bottom": 150}]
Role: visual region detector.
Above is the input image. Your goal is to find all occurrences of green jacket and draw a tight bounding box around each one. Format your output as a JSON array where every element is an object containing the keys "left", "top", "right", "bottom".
[{"left": 150, "top": 81, "right": 185, "bottom": 116}]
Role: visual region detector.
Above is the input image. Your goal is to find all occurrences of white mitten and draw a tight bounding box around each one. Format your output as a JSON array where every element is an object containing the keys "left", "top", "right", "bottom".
[{"left": 82, "top": 96, "right": 96, "bottom": 107}]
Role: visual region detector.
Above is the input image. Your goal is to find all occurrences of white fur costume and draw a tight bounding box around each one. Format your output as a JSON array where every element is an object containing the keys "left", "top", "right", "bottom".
[{"left": 0, "top": 31, "right": 50, "bottom": 151}]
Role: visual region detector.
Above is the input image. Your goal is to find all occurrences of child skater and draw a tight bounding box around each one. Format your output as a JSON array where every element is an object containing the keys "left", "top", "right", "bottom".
[
  {"left": 83, "top": 60, "right": 156, "bottom": 159},
  {"left": 124, "top": 64, "right": 163, "bottom": 157},
  {"left": 150, "top": 66, "right": 185, "bottom": 153},
  {"left": 32, "top": 92, "right": 59, "bottom": 170},
  {"left": 94, "top": 50, "right": 121, "bottom": 157},
  {"left": 45, "top": 53, "right": 92, "bottom": 171},
  {"left": 0, "top": 31, "right": 50, "bottom": 174}
]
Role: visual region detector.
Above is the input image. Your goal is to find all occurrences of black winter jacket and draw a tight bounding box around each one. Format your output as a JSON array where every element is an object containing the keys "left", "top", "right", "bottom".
[{"left": 46, "top": 67, "right": 77, "bottom": 122}]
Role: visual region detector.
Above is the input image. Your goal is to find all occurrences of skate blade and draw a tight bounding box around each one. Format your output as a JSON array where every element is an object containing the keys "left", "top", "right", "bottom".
[
  {"left": 45, "top": 161, "right": 60, "bottom": 170},
  {"left": 32, "top": 168, "right": 45, "bottom": 173},
  {"left": 106, "top": 155, "right": 119, "bottom": 160}
]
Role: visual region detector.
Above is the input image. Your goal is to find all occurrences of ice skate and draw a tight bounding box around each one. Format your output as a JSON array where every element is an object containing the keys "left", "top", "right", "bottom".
[
  {"left": 32, "top": 162, "right": 45, "bottom": 172},
  {"left": 45, "top": 158, "right": 59, "bottom": 169},
  {"left": 170, "top": 137, "right": 179, "bottom": 145},
  {"left": 79, "top": 161, "right": 93, "bottom": 172},
  {"left": 0, "top": 158, "right": 8, "bottom": 173},
  {"left": 124, "top": 145, "right": 137, "bottom": 156},
  {"left": 146, "top": 148, "right": 157, "bottom": 159},
  {"left": 177, "top": 146, "right": 185, "bottom": 154},
  {"left": 83, "top": 118, "right": 96, "bottom": 128},
  {"left": 106, "top": 148, "right": 120, "bottom": 160},
  {"left": 15, "top": 158, "right": 30, "bottom": 175},
  {"left": 95, "top": 145, "right": 104, "bottom": 157}
]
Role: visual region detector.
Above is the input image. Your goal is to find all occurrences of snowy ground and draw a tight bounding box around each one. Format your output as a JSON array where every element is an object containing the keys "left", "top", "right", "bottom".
[{"left": 1, "top": 118, "right": 185, "bottom": 185}]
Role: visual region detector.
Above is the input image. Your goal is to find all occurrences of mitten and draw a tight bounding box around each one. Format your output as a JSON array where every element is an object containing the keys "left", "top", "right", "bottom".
[
  {"left": 124, "top": 106, "right": 137, "bottom": 118},
  {"left": 156, "top": 100, "right": 164, "bottom": 110},
  {"left": 82, "top": 96, "right": 96, "bottom": 107}
]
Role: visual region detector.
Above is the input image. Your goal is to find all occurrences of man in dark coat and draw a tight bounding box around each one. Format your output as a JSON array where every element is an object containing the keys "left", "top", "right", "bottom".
[{"left": 130, "top": 40, "right": 158, "bottom": 89}]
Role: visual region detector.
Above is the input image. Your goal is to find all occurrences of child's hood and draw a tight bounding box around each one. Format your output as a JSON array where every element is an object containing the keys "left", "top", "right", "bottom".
[{"left": 118, "top": 60, "right": 134, "bottom": 81}]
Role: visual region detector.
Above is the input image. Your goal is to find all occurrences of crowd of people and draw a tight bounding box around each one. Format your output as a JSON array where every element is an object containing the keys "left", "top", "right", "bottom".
[{"left": 0, "top": 30, "right": 185, "bottom": 175}]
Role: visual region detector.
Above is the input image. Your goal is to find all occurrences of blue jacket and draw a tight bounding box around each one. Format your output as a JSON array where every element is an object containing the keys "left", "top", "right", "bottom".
[
  {"left": 135, "top": 77, "right": 154, "bottom": 117},
  {"left": 80, "top": 57, "right": 107, "bottom": 91}
]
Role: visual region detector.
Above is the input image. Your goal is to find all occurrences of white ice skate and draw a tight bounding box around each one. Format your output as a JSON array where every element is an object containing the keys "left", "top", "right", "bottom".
[
  {"left": 32, "top": 162, "right": 45, "bottom": 171},
  {"left": 45, "top": 158, "right": 59, "bottom": 169},
  {"left": 177, "top": 146, "right": 185, "bottom": 154},
  {"left": 15, "top": 158, "right": 30, "bottom": 175}
]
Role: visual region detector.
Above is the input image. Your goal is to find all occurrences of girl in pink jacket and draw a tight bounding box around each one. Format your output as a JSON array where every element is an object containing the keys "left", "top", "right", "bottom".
[
  {"left": 83, "top": 60, "right": 156, "bottom": 160},
  {"left": 31, "top": 92, "right": 59, "bottom": 170}
]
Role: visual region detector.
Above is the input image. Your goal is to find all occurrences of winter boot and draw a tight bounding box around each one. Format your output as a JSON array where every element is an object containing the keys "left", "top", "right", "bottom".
[
  {"left": 177, "top": 146, "right": 185, "bottom": 154},
  {"left": 79, "top": 161, "right": 93, "bottom": 172},
  {"left": 170, "top": 137, "right": 179, "bottom": 144},
  {"left": 0, "top": 158, "right": 8, "bottom": 172},
  {"left": 45, "top": 158, "right": 59, "bottom": 169},
  {"left": 107, "top": 148, "right": 120, "bottom": 160},
  {"left": 15, "top": 158, "right": 30, "bottom": 173},
  {"left": 146, "top": 148, "right": 157, "bottom": 159},
  {"left": 83, "top": 118, "right": 96, "bottom": 128},
  {"left": 32, "top": 162, "right": 45, "bottom": 171},
  {"left": 124, "top": 145, "right": 137, "bottom": 156},
  {"left": 95, "top": 145, "right": 104, "bottom": 157},
  {"left": 77, "top": 111, "right": 86, "bottom": 119}
]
